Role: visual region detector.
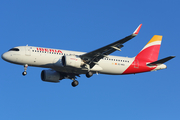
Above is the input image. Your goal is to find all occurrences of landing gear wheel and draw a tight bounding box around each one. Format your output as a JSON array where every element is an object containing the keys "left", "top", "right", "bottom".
[
  {"left": 86, "top": 71, "right": 93, "bottom": 78},
  {"left": 71, "top": 80, "right": 79, "bottom": 87},
  {"left": 22, "top": 71, "right": 27, "bottom": 76},
  {"left": 22, "top": 64, "right": 28, "bottom": 76}
]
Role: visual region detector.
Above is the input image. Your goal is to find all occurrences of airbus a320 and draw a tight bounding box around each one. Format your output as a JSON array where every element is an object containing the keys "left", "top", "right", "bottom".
[{"left": 1, "top": 24, "right": 175, "bottom": 87}]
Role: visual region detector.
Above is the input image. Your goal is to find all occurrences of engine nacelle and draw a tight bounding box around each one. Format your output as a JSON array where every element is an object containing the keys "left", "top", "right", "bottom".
[
  {"left": 53, "top": 58, "right": 63, "bottom": 67},
  {"left": 62, "top": 55, "right": 84, "bottom": 68},
  {"left": 41, "top": 70, "right": 64, "bottom": 83}
]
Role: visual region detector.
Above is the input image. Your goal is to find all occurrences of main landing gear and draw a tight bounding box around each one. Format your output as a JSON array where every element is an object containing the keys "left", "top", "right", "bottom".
[
  {"left": 67, "top": 74, "right": 79, "bottom": 87},
  {"left": 22, "top": 64, "right": 28, "bottom": 76},
  {"left": 71, "top": 80, "right": 79, "bottom": 87},
  {"left": 71, "top": 72, "right": 93, "bottom": 87},
  {"left": 86, "top": 71, "right": 93, "bottom": 78}
]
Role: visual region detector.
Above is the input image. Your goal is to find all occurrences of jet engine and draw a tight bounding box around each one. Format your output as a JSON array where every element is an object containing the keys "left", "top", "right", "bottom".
[
  {"left": 62, "top": 55, "right": 84, "bottom": 68},
  {"left": 41, "top": 70, "right": 64, "bottom": 83}
]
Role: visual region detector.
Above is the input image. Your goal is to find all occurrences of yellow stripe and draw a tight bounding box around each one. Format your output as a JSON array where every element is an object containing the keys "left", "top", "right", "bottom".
[{"left": 146, "top": 35, "right": 162, "bottom": 45}]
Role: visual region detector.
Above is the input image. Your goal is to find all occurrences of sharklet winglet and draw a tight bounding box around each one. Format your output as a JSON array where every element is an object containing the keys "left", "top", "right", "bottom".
[{"left": 133, "top": 24, "right": 142, "bottom": 36}]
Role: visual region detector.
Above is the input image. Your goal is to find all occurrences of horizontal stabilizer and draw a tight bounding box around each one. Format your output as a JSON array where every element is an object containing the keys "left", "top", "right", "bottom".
[{"left": 147, "top": 56, "right": 175, "bottom": 66}]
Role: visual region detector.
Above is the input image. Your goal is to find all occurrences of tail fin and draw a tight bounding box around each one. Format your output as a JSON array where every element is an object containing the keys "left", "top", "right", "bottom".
[{"left": 136, "top": 35, "right": 162, "bottom": 62}]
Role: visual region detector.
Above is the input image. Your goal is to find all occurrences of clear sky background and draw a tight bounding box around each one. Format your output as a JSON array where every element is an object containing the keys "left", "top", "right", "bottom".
[{"left": 0, "top": 0, "right": 179, "bottom": 120}]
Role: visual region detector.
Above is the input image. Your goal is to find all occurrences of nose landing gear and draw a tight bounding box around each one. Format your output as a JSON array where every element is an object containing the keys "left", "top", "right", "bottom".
[
  {"left": 22, "top": 64, "right": 28, "bottom": 76},
  {"left": 22, "top": 71, "right": 27, "bottom": 76}
]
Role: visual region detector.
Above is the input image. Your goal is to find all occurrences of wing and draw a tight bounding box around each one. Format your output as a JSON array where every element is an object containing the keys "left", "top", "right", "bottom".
[{"left": 80, "top": 24, "right": 142, "bottom": 69}]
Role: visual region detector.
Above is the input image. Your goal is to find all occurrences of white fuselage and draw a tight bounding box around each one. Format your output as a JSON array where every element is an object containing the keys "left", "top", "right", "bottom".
[{"left": 2, "top": 46, "right": 134, "bottom": 75}]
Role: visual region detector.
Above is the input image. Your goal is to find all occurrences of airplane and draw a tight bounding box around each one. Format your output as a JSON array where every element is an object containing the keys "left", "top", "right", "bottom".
[{"left": 1, "top": 24, "right": 175, "bottom": 87}]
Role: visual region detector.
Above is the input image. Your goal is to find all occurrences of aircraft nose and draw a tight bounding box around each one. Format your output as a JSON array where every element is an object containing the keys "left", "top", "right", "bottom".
[{"left": 1, "top": 52, "right": 9, "bottom": 61}]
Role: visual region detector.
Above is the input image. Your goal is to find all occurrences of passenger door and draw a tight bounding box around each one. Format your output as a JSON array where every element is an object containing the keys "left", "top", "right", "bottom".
[{"left": 25, "top": 45, "right": 31, "bottom": 56}]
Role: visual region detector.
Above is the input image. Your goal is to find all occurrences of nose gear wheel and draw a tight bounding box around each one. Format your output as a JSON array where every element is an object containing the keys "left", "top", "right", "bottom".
[{"left": 22, "top": 64, "right": 28, "bottom": 76}]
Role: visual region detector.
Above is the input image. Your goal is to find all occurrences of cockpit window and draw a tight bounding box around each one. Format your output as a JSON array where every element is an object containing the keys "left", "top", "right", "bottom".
[{"left": 9, "top": 48, "right": 19, "bottom": 51}]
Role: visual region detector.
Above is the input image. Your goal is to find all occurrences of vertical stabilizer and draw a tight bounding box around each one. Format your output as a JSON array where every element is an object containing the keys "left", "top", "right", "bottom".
[{"left": 136, "top": 35, "right": 162, "bottom": 62}]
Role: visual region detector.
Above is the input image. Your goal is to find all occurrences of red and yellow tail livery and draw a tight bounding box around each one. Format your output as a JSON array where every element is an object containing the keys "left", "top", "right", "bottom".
[
  {"left": 123, "top": 35, "right": 174, "bottom": 74},
  {"left": 137, "top": 35, "right": 162, "bottom": 62}
]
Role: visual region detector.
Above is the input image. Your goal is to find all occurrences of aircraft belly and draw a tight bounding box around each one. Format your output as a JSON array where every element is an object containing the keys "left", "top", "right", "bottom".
[{"left": 52, "top": 67, "right": 86, "bottom": 74}]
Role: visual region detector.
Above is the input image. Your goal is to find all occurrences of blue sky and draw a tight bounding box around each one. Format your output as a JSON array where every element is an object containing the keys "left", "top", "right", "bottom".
[{"left": 0, "top": 0, "right": 179, "bottom": 120}]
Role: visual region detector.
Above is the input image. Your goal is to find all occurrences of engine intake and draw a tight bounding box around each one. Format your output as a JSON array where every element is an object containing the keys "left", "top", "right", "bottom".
[
  {"left": 62, "top": 55, "right": 84, "bottom": 68},
  {"left": 41, "top": 70, "right": 64, "bottom": 83}
]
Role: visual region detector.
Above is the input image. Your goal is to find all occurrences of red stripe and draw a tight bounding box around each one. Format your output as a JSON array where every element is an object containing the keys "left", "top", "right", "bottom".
[
  {"left": 122, "top": 59, "right": 156, "bottom": 74},
  {"left": 122, "top": 45, "right": 160, "bottom": 74}
]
